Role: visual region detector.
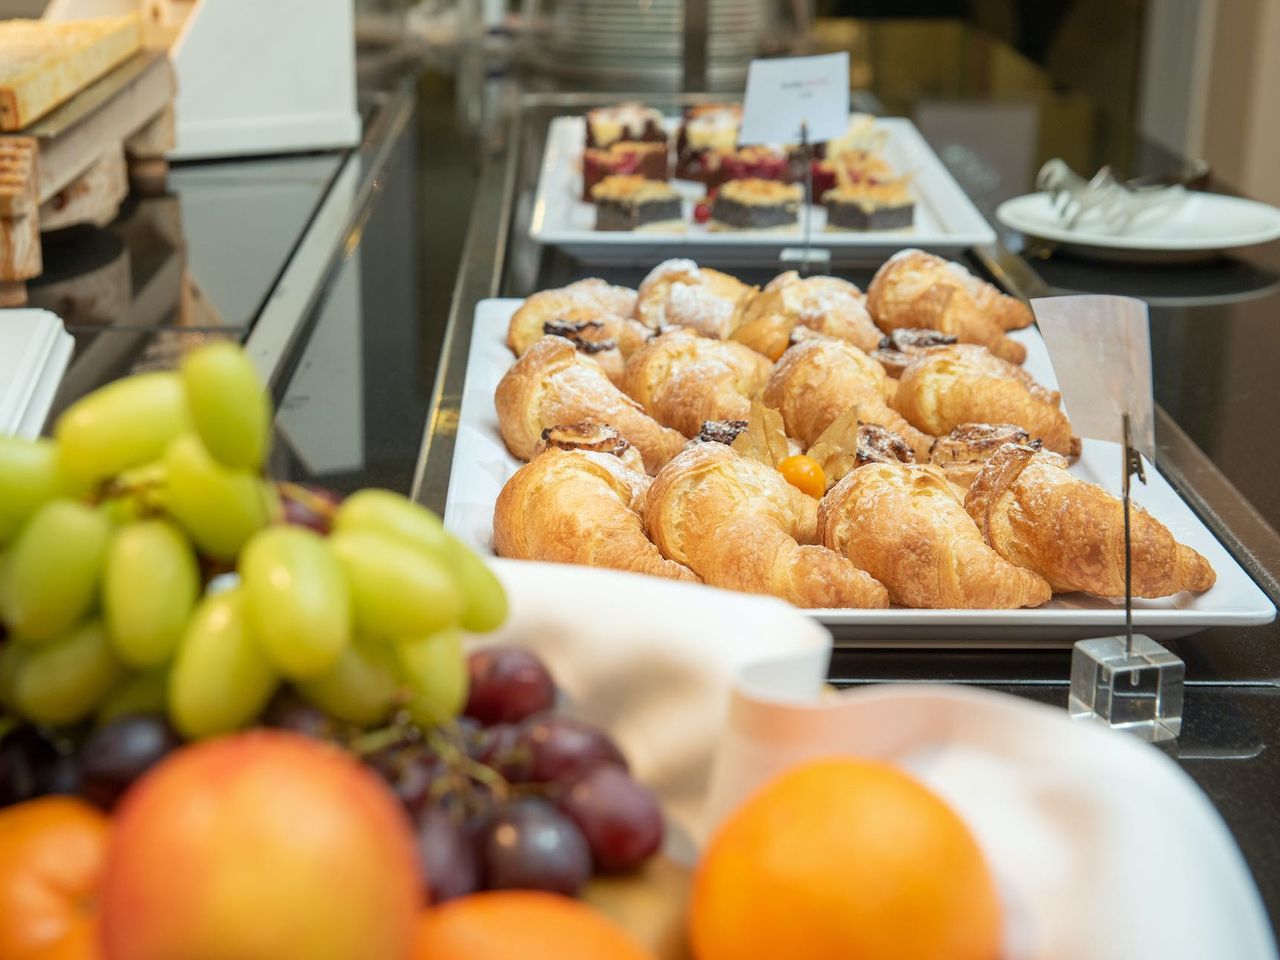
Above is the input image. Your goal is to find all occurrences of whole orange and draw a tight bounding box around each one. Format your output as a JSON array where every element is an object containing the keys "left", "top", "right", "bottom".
[
  {"left": 413, "top": 891, "right": 657, "bottom": 960},
  {"left": 0, "top": 796, "right": 108, "bottom": 960},
  {"left": 100, "top": 730, "right": 422, "bottom": 960},
  {"left": 690, "top": 758, "right": 1002, "bottom": 960}
]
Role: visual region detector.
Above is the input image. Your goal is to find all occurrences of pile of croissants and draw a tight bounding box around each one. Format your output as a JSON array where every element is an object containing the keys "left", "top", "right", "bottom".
[{"left": 491, "top": 249, "right": 1216, "bottom": 609}]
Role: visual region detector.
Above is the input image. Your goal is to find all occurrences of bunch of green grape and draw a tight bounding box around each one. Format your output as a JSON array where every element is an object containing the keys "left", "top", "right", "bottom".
[{"left": 0, "top": 343, "right": 507, "bottom": 740}]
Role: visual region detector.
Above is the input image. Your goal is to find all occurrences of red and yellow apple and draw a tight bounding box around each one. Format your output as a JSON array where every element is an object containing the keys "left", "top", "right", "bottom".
[{"left": 100, "top": 730, "right": 422, "bottom": 960}]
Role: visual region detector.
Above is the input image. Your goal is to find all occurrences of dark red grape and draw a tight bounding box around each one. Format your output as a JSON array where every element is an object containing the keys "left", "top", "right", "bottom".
[
  {"left": 473, "top": 723, "right": 531, "bottom": 782},
  {"left": 478, "top": 797, "right": 592, "bottom": 896},
  {"left": 41, "top": 754, "right": 82, "bottom": 797},
  {"left": 416, "top": 804, "right": 481, "bottom": 903},
  {"left": 0, "top": 726, "right": 60, "bottom": 806},
  {"left": 557, "top": 765, "right": 664, "bottom": 871},
  {"left": 262, "top": 694, "right": 338, "bottom": 740},
  {"left": 464, "top": 647, "right": 557, "bottom": 726},
  {"left": 79, "top": 715, "right": 181, "bottom": 809},
  {"left": 514, "top": 714, "right": 627, "bottom": 785}
]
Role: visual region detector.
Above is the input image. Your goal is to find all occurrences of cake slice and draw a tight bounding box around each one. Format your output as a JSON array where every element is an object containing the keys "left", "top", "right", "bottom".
[
  {"left": 584, "top": 103, "right": 666, "bottom": 150},
  {"left": 709, "top": 178, "right": 801, "bottom": 231},
  {"left": 675, "top": 103, "right": 742, "bottom": 181},
  {"left": 824, "top": 177, "right": 915, "bottom": 231},
  {"left": 582, "top": 141, "right": 669, "bottom": 201},
  {"left": 700, "top": 145, "right": 792, "bottom": 190},
  {"left": 591, "top": 175, "right": 683, "bottom": 232}
]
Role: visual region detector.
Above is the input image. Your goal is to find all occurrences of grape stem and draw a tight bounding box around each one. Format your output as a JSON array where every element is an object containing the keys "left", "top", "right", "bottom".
[{"left": 278, "top": 483, "right": 339, "bottom": 522}]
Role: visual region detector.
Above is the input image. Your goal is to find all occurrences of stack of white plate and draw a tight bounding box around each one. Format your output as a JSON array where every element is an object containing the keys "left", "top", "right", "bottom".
[
  {"left": 526, "top": 0, "right": 767, "bottom": 85},
  {"left": 0, "top": 309, "right": 74, "bottom": 440}
]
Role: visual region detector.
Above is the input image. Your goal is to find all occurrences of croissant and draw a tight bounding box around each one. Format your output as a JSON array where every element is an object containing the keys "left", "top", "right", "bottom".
[
  {"left": 866, "top": 250, "right": 1031, "bottom": 363},
  {"left": 731, "top": 273, "right": 881, "bottom": 361},
  {"left": 646, "top": 442, "right": 889, "bottom": 608},
  {"left": 495, "top": 336, "right": 688, "bottom": 473},
  {"left": 929, "top": 423, "right": 1065, "bottom": 489},
  {"left": 508, "top": 288, "right": 653, "bottom": 385},
  {"left": 893, "top": 344, "right": 1077, "bottom": 457},
  {"left": 621, "top": 329, "right": 774, "bottom": 437},
  {"left": 762, "top": 338, "right": 934, "bottom": 457},
  {"left": 633, "top": 259, "right": 755, "bottom": 339},
  {"left": 494, "top": 447, "right": 699, "bottom": 583},
  {"left": 965, "top": 443, "right": 1216, "bottom": 597},
  {"left": 819, "top": 462, "right": 1052, "bottom": 609}
]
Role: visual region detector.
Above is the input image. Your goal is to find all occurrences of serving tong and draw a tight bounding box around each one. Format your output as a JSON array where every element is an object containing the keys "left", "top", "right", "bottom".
[{"left": 1037, "top": 158, "right": 1208, "bottom": 236}]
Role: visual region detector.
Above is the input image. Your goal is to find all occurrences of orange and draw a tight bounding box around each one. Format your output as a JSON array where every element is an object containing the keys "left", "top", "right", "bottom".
[
  {"left": 689, "top": 758, "right": 1002, "bottom": 960},
  {"left": 0, "top": 796, "right": 109, "bottom": 960},
  {"left": 413, "top": 891, "right": 657, "bottom": 960}
]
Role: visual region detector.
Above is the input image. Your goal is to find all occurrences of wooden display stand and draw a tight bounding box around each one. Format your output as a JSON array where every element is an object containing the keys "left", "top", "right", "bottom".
[{"left": 0, "top": 52, "right": 175, "bottom": 307}]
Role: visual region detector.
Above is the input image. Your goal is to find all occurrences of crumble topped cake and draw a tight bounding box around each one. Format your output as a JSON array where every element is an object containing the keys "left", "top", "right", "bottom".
[
  {"left": 591, "top": 175, "right": 683, "bottom": 232},
  {"left": 676, "top": 103, "right": 742, "bottom": 181},
  {"left": 824, "top": 176, "right": 915, "bottom": 231},
  {"left": 709, "top": 179, "right": 802, "bottom": 231},
  {"left": 700, "top": 145, "right": 792, "bottom": 190},
  {"left": 585, "top": 103, "right": 666, "bottom": 150},
  {"left": 582, "top": 140, "right": 669, "bottom": 200}
]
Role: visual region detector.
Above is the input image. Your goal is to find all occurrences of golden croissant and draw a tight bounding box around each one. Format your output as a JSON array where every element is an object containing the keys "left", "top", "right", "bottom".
[
  {"left": 633, "top": 258, "right": 755, "bottom": 339},
  {"left": 866, "top": 249, "right": 1031, "bottom": 363},
  {"left": 819, "top": 462, "right": 1052, "bottom": 609},
  {"left": 762, "top": 337, "right": 934, "bottom": 457},
  {"left": 508, "top": 285, "right": 652, "bottom": 385},
  {"left": 965, "top": 443, "right": 1216, "bottom": 597},
  {"left": 731, "top": 273, "right": 881, "bottom": 361},
  {"left": 622, "top": 329, "right": 774, "bottom": 437},
  {"left": 893, "top": 344, "right": 1077, "bottom": 456},
  {"left": 494, "top": 446, "right": 699, "bottom": 582},
  {"left": 646, "top": 442, "right": 889, "bottom": 608},
  {"left": 495, "top": 335, "right": 687, "bottom": 473}
]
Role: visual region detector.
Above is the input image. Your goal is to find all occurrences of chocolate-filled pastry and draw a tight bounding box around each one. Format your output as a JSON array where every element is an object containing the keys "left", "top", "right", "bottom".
[
  {"left": 585, "top": 103, "right": 667, "bottom": 149},
  {"left": 494, "top": 447, "right": 698, "bottom": 583},
  {"left": 929, "top": 423, "right": 1063, "bottom": 489},
  {"left": 633, "top": 259, "right": 755, "bottom": 339},
  {"left": 871, "top": 328, "right": 958, "bottom": 377},
  {"left": 592, "top": 176, "right": 683, "bottom": 232},
  {"left": 710, "top": 179, "right": 802, "bottom": 231},
  {"left": 819, "top": 462, "right": 1052, "bottom": 609},
  {"left": 866, "top": 249, "right": 1032, "bottom": 363},
  {"left": 965, "top": 443, "right": 1216, "bottom": 598},
  {"left": 533, "top": 422, "right": 647, "bottom": 474},
  {"left": 582, "top": 141, "right": 669, "bottom": 200},
  {"left": 696, "top": 419, "right": 749, "bottom": 445},
  {"left": 508, "top": 280, "right": 639, "bottom": 356},
  {"left": 731, "top": 273, "right": 881, "bottom": 362},
  {"left": 893, "top": 344, "right": 1078, "bottom": 457}
]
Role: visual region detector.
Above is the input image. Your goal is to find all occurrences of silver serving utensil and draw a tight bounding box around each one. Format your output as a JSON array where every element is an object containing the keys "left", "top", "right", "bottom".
[{"left": 1037, "top": 159, "right": 1191, "bottom": 236}]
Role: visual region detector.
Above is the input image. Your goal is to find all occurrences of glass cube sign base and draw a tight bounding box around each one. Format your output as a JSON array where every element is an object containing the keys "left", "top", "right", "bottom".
[{"left": 1069, "top": 634, "right": 1184, "bottom": 742}]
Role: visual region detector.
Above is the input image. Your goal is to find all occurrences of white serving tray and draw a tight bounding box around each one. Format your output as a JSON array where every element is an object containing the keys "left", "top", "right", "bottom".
[
  {"left": 443, "top": 298, "right": 1276, "bottom": 646},
  {"left": 530, "top": 115, "right": 997, "bottom": 266},
  {"left": 0, "top": 309, "right": 74, "bottom": 440}
]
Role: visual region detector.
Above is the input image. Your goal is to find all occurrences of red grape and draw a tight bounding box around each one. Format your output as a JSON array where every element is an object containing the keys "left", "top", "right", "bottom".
[
  {"left": 416, "top": 804, "right": 481, "bottom": 903},
  {"left": 262, "top": 694, "right": 338, "bottom": 740},
  {"left": 366, "top": 745, "right": 444, "bottom": 814},
  {"left": 0, "top": 725, "right": 60, "bottom": 806},
  {"left": 463, "top": 647, "right": 556, "bottom": 725},
  {"left": 514, "top": 713, "right": 627, "bottom": 785},
  {"left": 79, "top": 714, "right": 181, "bottom": 809},
  {"left": 478, "top": 797, "right": 592, "bottom": 896},
  {"left": 473, "top": 723, "right": 532, "bottom": 782},
  {"left": 278, "top": 484, "right": 341, "bottom": 535},
  {"left": 557, "top": 765, "right": 664, "bottom": 871}
]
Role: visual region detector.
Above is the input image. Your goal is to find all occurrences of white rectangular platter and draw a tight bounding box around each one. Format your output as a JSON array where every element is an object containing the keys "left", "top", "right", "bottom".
[
  {"left": 529, "top": 115, "right": 998, "bottom": 267},
  {"left": 443, "top": 298, "right": 1276, "bottom": 646}
]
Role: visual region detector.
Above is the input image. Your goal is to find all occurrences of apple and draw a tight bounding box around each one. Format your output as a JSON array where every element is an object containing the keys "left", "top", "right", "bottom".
[{"left": 100, "top": 730, "right": 422, "bottom": 960}]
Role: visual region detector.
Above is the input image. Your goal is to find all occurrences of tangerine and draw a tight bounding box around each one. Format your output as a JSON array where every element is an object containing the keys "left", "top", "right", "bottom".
[{"left": 689, "top": 757, "right": 1002, "bottom": 960}]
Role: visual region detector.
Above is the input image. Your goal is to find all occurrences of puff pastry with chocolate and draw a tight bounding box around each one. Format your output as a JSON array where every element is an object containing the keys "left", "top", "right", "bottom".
[
  {"left": 762, "top": 338, "right": 934, "bottom": 458},
  {"left": 495, "top": 336, "right": 687, "bottom": 474},
  {"left": 929, "top": 423, "right": 1063, "bottom": 489},
  {"left": 633, "top": 259, "right": 756, "bottom": 339},
  {"left": 819, "top": 462, "right": 1052, "bottom": 609},
  {"left": 646, "top": 442, "right": 889, "bottom": 608},
  {"left": 806, "top": 409, "right": 915, "bottom": 490},
  {"left": 621, "top": 328, "right": 774, "bottom": 438},
  {"left": 866, "top": 250, "right": 1032, "bottom": 363},
  {"left": 892, "top": 344, "right": 1078, "bottom": 457},
  {"left": 731, "top": 273, "right": 881, "bottom": 361},
  {"left": 508, "top": 280, "right": 646, "bottom": 356},
  {"left": 965, "top": 443, "right": 1216, "bottom": 598},
  {"left": 494, "top": 446, "right": 698, "bottom": 583}
]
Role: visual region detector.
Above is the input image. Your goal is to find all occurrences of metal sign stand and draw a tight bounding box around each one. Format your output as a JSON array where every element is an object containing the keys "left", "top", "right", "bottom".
[
  {"left": 781, "top": 120, "right": 830, "bottom": 277},
  {"left": 1069, "top": 413, "right": 1185, "bottom": 742}
]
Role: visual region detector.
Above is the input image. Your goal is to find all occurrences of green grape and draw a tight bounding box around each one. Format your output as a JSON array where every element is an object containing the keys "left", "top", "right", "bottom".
[
  {"left": 180, "top": 341, "right": 271, "bottom": 471},
  {"left": 0, "top": 551, "right": 15, "bottom": 626},
  {"left": 394, "top": 628, "right": 468, "bottom": 727},
  {"left": 169, "top": 587, "right": 278, "bottom": 739},
  {"left": 6, "top": 500, "right": 112, "bottom": 643},
  {"left": 296, "top": 636, "right": 399, "bottom": 726},
  {"left": 334, "top": 490, "right": 507, "bottom": 632},
  {"left": 97, "top": 667, "right": 169, "bottom": 724},
  {"left": 103, "top": 520, "right": 200, "bottom": 668},
  {"left": 0, "top": 640, "right": 25, "bottom": 707},
  {"left": 239, "top": 526, "right": 350, "bottom": 679},
  {"left": 8, "top": 620, "right": 125, "bottom": 726},
  {"left": 162, "top": 434, "right": 274, "bottom": 561},
  {"left": 55, "top": 372, "right": 190, "bottom": 485},
  {"left": 329, "top": 531, "right": 461, "bottom": 638},
  {"left": 0, "top": 437, "right": 65, "bottom": 543}
]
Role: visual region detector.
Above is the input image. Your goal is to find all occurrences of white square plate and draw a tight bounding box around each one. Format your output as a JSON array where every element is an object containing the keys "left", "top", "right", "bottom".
[
  {"left": 443, "top": 299, "right": 1276, "bottom": 646},
  {"left": 530, "top": 115, "right": 997, "bottom": 266}
]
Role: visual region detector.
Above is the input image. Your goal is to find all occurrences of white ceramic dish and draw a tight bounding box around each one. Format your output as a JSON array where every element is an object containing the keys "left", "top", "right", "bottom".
[
  {"left": 996, "top": 190, "right": 1280, "bottom": 262},
  {"left": 443, "top": 299, "right": 1276, "bottom": 646},
  {"left": 530, "top": 115, "right": 997, "bottom": 266},
  {"left": 0, "top": 308, "right": 73, "bottom": 439}
]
